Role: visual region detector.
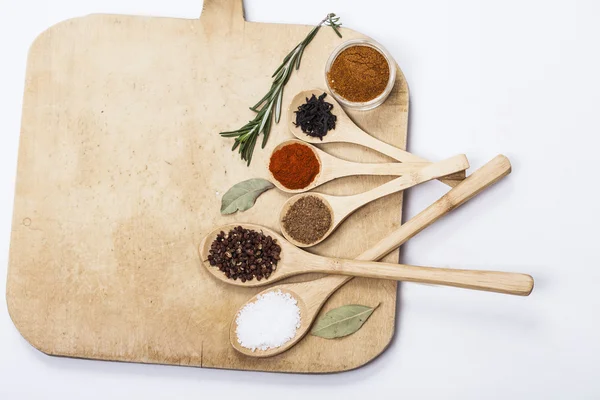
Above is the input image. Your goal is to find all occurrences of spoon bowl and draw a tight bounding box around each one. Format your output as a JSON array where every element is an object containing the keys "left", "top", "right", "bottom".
[
  {"left": 268, "top": 139, "right": 428, "bottom": 194},
  {"left": 279, "top": 192, "right": 336, "bottom": 247},
  {"left": 229, "top": 287, "right": 310, "bottom": 358},
  {"left": 198, "top": 223, "right": 321, "bottom": 288},
  {"left": 289, "top": 89, "right": 465, "bottom": 186}
]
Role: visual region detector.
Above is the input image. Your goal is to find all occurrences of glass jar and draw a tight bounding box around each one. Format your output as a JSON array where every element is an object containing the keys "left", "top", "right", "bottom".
[{"left": 325, "top": 38, "right": 397, "bottom": 111}]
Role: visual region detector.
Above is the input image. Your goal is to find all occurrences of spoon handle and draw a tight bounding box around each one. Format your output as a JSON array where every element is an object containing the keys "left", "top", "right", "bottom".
[
  {"left": 325, "top": 260, "right": 533, "bottom": 296},
  {"left": 335, "top": 154, "right": 469, "bottom": 222},
  {"left": 356, "top": 154, "right": 512, "bottom": 262},
  {"left": 331, "top": 160, "right": 429, "bottom": 178},
  {"left": 353, "top": 133, "right": 465, "bottom": 187},
  {"left": 301, "top": 154, "right": 514, "bottom": 296}
]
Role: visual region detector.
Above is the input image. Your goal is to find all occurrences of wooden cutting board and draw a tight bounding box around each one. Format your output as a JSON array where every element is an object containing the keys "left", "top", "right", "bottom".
[{"left": 7, "top": 0, "right": 409, "bottom": 373}]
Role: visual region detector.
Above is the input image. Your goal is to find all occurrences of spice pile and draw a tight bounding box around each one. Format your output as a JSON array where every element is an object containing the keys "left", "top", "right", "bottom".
[
  {"left": 207, "top": 226, "right": 281, "bottom": 282},
  {"left": 328, "top": 45, "right": 390, "bottom": 102},
  {"left": 282, "top": 195, "right": 333, "bottom": 245},
  {"left": 294, "top": 93, "right": 337, "bottom": 140},
  {"left": 269, "top": 142, "right": 320, "bottom": 190},
  {"left": 236, "top": 289, "right": 301, "bottom": 352}
]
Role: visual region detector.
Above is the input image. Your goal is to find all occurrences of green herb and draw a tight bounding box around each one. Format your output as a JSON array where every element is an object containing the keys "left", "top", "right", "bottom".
[
  {"left": 220, "top": 13, "right": 343, "bottom": 165},
  {"left": 311, "top": 303, "right": 379, "bottom": 339},
  {"left": 220, "top": 178, "right": 274, "bottom": 215}
]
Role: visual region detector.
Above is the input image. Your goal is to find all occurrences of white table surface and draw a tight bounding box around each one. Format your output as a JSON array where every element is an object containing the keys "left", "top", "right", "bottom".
[{"left": 1, "top": 0, "right": 598, "bottom": 398}]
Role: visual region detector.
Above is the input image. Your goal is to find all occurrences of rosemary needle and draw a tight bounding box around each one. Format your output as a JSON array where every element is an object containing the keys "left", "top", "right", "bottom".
[{"left": 220, "top": 13, "right": 343, "bottom": 165}]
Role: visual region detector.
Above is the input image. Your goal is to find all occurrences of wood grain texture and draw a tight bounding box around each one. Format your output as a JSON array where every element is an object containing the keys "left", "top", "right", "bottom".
[{"left": 7, "top": 0, "right": 409, "bottom": 373}]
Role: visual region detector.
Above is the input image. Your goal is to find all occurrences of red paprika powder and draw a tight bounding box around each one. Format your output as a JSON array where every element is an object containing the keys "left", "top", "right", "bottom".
[{"left": 269, "top": 143, "right": 320, "bottom": 190}]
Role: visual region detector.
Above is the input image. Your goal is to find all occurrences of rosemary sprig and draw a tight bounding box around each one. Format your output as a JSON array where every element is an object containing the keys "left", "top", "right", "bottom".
[{"left": 220, "top": 13, "right": 343, "bottom": 165}]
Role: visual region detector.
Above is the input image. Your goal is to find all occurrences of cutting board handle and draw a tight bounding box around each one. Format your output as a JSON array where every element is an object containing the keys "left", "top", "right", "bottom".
[{"left": 200, "top": 0, "right": 245, "bottom": 25}]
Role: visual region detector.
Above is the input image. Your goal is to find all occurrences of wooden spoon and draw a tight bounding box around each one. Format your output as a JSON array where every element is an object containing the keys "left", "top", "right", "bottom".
[
  {"left": 268, "top": 139, "right": 429, "bottom": 194},
  {"left": 199, "top": 222, "right": 531, "bottom": 290},
  {"left": 229, "top": 155, "right": 528, "bottom": 357},
  {"left": 279, "top": 154, "right": 468, "bottom": 247},
  {"left": 288, "top": 89, "right": 465, "bottom": 187}
]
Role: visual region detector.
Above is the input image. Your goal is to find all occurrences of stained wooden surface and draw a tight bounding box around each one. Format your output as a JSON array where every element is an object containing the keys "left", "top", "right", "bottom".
[{"left": 7, "top": 0, "right": 409, "bottom": 373}]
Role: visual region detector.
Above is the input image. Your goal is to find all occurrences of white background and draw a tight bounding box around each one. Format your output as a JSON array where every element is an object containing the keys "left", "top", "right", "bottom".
[{"left": 1, "top": 0, "right": 598, "bottom": 398}]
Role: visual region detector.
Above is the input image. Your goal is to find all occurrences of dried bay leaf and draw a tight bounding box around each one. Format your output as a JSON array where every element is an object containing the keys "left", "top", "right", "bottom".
[
  {"left": 311, "top": 303, "right": 380, "bottom": 339},
  {"left": 221, "top": 178, "right": 274, "bottom": 215}
]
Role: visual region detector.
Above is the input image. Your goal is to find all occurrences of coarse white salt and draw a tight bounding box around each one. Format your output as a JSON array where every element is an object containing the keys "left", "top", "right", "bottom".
[{"left": 236, "top": 289, "right": 301, "bottom": 352}]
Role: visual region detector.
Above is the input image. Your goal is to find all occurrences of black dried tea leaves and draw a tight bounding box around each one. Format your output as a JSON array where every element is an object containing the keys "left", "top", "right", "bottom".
[{"left": 294, "top": 93, "right": 337, "bottom": 140}]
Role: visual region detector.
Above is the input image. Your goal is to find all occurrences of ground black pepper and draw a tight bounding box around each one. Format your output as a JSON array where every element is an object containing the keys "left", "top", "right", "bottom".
[
  {"left": 282, "top": 195, "right": 333, "bottom": 245},
  {"left": 207, "top": 226, "right": 281, "bottom": 282}
]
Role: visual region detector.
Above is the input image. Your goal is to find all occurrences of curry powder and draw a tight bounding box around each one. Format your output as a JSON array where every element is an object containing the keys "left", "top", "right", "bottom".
[{"left": 328, "top": 45, "right": 390, "bottom": 102}]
